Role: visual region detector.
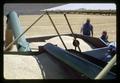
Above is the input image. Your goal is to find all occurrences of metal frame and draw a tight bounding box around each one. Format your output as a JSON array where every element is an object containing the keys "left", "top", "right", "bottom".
[
  {"left": 4, "top": 11, "right": 45, "bottom": 51},
  {"left": 4, "top": 11, "right": 116, "bottom": 79},
  {"left": 64, "top": 14, "right": 81, "bottom": 52},
  {"left": 46, "top": 11, "right": 67, "bottom": 50}
]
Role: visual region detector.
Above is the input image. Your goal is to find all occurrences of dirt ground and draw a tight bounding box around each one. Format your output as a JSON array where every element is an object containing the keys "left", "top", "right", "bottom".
[{"left": 4, "top": 14, "right": 116, "bottom": 42}]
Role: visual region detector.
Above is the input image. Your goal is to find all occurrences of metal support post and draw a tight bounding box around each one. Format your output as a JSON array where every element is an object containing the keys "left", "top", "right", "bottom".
[
  {"left": 46, "top": 11, "right": 67, "bottom": 50},
  {"left": 64, "top": 14, "right": 81, "bottom": 52}
]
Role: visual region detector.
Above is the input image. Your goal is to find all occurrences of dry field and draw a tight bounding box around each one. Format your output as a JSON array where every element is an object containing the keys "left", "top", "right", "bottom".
[
  {"left": 3, "top": 14, "right": 116, "bottom": 79},
  {"left": 4, "top": 14, "right": 116, "bottom": 42}
]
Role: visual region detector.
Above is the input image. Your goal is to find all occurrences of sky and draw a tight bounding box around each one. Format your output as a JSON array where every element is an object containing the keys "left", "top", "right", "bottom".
[{"left": 46, "top": 3, "right": 116, "bottom": 10}]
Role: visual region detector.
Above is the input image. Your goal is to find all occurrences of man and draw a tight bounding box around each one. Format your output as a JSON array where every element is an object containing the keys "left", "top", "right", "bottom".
[
  {"left": 100, "top": 31, "right": 109, "bottom": 43},
  {"left": 80, "top": 19, "right": 93, "bottom": 37}
]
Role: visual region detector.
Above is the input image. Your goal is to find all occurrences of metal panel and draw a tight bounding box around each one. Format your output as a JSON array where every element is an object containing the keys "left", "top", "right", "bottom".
[
  {"left": 83, "top": 47, "right": 109, "bottom": 61},
  {"left": 44, "top": 43, "right": 116, "bottom": 79}
]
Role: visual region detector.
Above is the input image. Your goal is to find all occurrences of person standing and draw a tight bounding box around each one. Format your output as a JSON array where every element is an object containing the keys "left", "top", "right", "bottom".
[{"left": 80, "top": 19, "right": 93, "bottom": 37}]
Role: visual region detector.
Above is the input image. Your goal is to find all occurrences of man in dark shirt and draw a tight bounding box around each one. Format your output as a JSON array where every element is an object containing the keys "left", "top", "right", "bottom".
[
  {"left": 100, "top": 31, "right": 109, "bottom": 43},
  {"left": 80, "top": 19, "right": 93, "bottom": 37}
]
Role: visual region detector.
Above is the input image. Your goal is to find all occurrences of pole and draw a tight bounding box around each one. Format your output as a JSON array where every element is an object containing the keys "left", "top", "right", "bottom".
[
  {"left": 95, "top": 55, "right": 116, "bottom": 79},
  {"left": 64, "top": 14, "right": 81, "bottom": 52},
  {"left": 46, "top": 11, "right": 67, "bottom": 50}
]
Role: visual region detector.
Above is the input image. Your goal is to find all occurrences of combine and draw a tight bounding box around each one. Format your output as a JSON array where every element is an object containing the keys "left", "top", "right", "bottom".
[{"left": 4, "top": 11, "right": 116, "bottom": 79}]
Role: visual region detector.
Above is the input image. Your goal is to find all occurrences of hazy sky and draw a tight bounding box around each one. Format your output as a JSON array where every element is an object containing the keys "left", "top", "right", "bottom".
[{"left": 46, "top": 3, "right": 116, "bottom": 10}]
